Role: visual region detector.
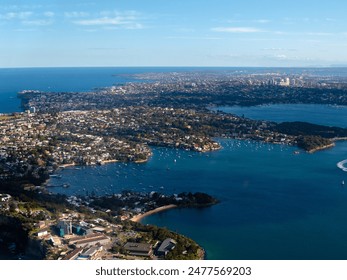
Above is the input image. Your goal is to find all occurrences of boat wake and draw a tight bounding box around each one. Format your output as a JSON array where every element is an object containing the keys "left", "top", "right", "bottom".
[{"left": 337, "top": 159, "right": 347, "bottom": 172}]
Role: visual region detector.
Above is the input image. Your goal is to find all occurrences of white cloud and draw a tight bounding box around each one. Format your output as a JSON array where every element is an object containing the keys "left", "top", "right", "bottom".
[
  {"left": 254, "top": 19, "right": 271, "bottom": 23},
  {"left": 0, "top": 10, "right": 53, "bottom": 26},
  {"left": 262, "top": 48, "right": 297, "bottom": 51},
  {"left": 306, "top": 32, "right": 333, "bottom": 36},
  {"left": 227, "top": 19, "right": 271, "bottom": 24},
  {"left": 72, "top": 11, "right": 144, "bottom": 29},
  {"left": 64, "top": 11, "right": 89, "bottom": 18},
  {"left": 206, "top": 53, "right": 321, "bottom": 66},
  {"left": 43, "top": 11, "right": 54, "bottom": 18},
  {"left": 22, "top": 19, "right": 53, "bottom": 26},
  {"left": 75, "top": 17, "right": 128, "bottom": 26},
  {"left": 165, "top": 36, "right": 221, "bottom": 40},
  {"left": 124, "top": 23, "right": 144, "bottom": 30},
  {"left": 211, "top": 27, "right": 264, "bottom": 33},
  {"left": 99, "top": 10, "right": 139, "bottom": 17},
  {"left": 273, "top": 54, "right": 287, "bottom": 59},
  {"left": 0, "top": 11, "right": 32, "bottom": 20},
  {"left": 103, "top": 22, "right": 144, "bottom": 30}
]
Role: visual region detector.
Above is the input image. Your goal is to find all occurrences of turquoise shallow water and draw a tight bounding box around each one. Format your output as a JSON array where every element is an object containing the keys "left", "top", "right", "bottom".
[{"left": 51, "top": 139, "right": 347, "bottom": 259}]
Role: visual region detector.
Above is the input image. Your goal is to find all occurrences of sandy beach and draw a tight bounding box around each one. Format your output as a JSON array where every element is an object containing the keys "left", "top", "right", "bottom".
[
  {"left": 130, "top": 204, "right": 178, "bottom": 223},
  {"left": 134, "top": 159, "right": 148, "bottom": 163},
  {"left": 308, "top": 143, "right": 335, "bottom": 153},
  {"left": 101, "top": 159, "right": 119, "bottom": 164},
  {"left": 59, "top": 163, "right": 76, "bottom": 168}
]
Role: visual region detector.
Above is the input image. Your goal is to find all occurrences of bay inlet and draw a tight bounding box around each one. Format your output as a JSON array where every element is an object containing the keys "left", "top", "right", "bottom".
[{"left": 50, "top": 138, "right": 347, "bottom": 259}]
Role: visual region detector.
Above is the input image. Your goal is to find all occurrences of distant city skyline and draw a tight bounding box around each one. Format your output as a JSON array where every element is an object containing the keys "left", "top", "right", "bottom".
[{"left": 1, "top": 0, "right": 347, "bottom": 68}]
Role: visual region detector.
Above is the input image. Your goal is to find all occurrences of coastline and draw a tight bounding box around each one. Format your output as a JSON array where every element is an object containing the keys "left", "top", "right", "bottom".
[
  {"left": 59, "top": 163, "right": 76, "bottom": 168},
  {"left": 308, "top": 143, "right": 335, "bottom": 153},
  {"left": 130, "top": 204, "right": 178, "bottom": 223},
  {"left": 333, "top": 137, "right": 347, "bottom": 141},
  {"left": 59, "top": 158, "right": 149, "bottom": 167},
  {"left": 101, "top": 159, "right": 119, "bottom": 164},
  {"left": 134, "top": 159, "right": 148, "bottom": 163}
]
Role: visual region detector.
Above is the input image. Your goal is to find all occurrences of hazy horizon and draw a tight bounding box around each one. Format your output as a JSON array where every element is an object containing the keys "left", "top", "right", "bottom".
[{"left": 2, "top": 65, "right": 347, "bottom": 69}]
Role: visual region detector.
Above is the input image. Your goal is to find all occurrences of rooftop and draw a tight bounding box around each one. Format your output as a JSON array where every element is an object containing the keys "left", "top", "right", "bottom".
[
  {"left": 124, "top": 242, "right": 152, "bottom": 253},
  {"left": 158, "top": 238, "right": 177, "bottom": 254}
]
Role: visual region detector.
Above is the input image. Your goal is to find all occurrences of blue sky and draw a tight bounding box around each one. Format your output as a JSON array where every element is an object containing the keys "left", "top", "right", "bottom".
[{"left": 1, "top": 0, "right": 347, "bottom": 67}]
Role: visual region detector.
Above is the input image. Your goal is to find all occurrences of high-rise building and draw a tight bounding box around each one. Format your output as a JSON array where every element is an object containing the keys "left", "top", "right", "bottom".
[{"left": 279, "top": 77, "right": 290, "bottom": 86}]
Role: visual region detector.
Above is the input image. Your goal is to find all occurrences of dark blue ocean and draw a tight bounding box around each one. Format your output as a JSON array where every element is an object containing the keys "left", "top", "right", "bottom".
[
  {"left": 2, "top": 67, "right": 347, "bottom": 259},
  {"left": 0, "top": 67, "right": 196, "bottom": 113}
]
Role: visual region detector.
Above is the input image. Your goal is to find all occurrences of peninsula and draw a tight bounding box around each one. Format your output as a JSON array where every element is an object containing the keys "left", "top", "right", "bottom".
[{"left": 1, "top": 105, "right": 346, "bottom": 184}]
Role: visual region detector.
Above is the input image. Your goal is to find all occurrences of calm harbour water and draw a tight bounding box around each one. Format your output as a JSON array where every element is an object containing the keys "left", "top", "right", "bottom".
[
  {"left": 2, "top": 67, "right": 347, "bottom": 259},
  {"left": 50, "top": 139, "right": 347, "bottom": 259},
  {"left": 215, "top": 104, "right": 347, "bottom": 128}
]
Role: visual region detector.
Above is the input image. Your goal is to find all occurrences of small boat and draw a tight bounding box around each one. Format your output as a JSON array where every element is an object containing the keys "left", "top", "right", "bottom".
[
  {"left": 49, "top": 174, "right": 62, "bottom": 178},
  {"left": 342, "top": 180, "right": 345, "bottom": 186}
]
